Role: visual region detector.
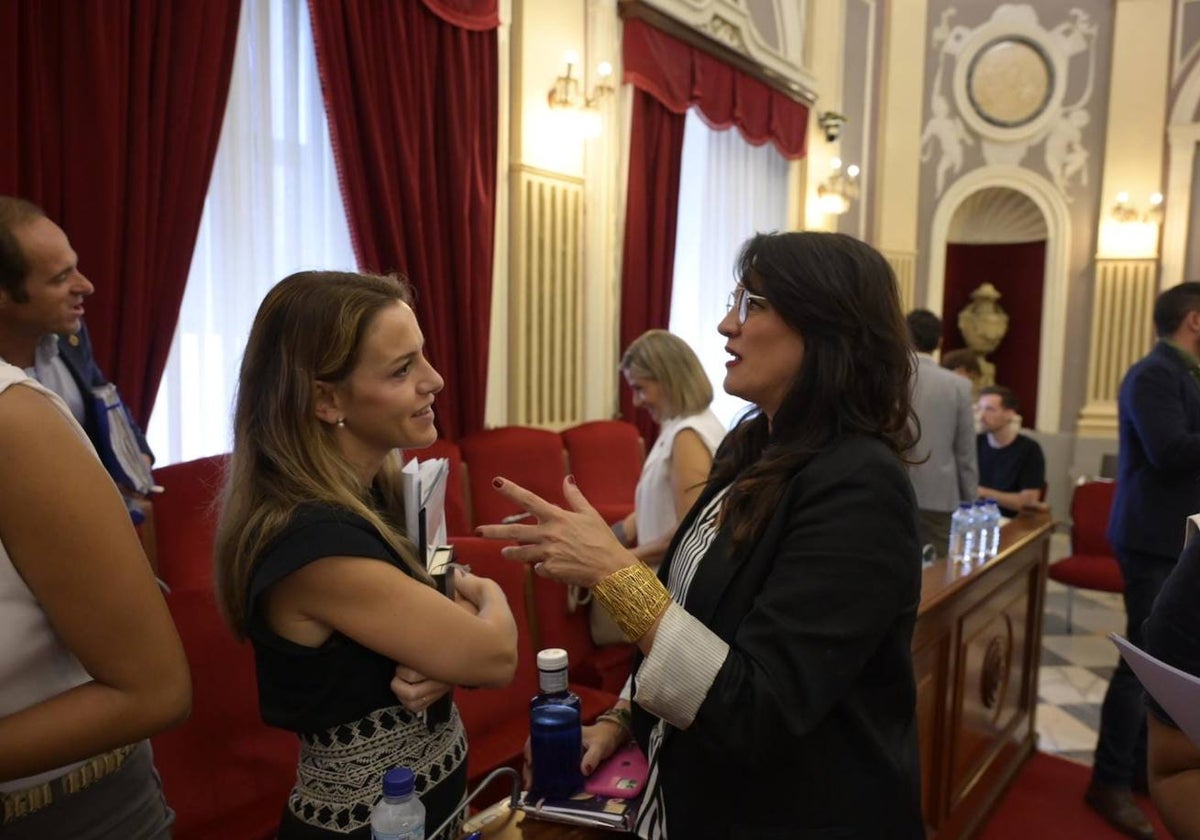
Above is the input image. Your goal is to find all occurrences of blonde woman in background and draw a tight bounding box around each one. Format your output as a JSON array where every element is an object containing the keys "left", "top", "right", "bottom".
[
  {"left": 584, "top": 331, "right": 727, "bottom": 646},
  {"left": 616, "top": 329, "right": 727, "bottom": 566}
]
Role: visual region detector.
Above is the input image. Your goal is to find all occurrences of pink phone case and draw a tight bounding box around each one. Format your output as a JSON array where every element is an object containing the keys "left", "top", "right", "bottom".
[{"left": 583, "top": 742, "right": 649, "bottom": 799}]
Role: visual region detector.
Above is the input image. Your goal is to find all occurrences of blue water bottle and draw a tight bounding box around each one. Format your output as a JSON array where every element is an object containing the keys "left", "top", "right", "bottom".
[{"left": 529, "top": 704, "right": 584, "bottom": 799}]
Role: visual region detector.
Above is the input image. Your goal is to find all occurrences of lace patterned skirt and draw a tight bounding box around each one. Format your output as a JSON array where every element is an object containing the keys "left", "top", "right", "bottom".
[{"left": 285, "top": 703, "right": 467, "bottom": 837}]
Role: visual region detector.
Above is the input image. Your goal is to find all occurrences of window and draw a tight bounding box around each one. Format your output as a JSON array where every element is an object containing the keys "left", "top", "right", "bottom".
[
  {"left": 669, "top": 109, "right": 790, "bottom": 428},
  {"left": 146, "top": 0, "right": 355, "bottom": 464}
]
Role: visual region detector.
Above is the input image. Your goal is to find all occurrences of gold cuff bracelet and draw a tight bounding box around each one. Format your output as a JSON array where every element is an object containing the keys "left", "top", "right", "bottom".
[{"left": 591, "top": 562, "right": 671, "bottom": 642}]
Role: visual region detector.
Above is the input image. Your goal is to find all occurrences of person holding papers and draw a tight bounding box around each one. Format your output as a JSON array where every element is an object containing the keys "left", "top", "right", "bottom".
[
  {"left": 482, "top": 232, "right": 924, "bottom": 839},
  {"left": 1143, "top": 533, "right": 1200, "bottom": 839},
  {"left": 214, "top": 271, "right": 517, "bottom": 840}
]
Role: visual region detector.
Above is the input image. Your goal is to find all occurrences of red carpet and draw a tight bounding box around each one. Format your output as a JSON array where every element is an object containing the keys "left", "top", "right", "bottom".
[{"left": 978, "top": 752, "right": 1172, "bottom": 839}]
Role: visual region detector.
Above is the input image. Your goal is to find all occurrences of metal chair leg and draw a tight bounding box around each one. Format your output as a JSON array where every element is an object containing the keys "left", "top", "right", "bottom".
[{"left": 1064, "top": 587, "right": 1074, "bottom": 634}]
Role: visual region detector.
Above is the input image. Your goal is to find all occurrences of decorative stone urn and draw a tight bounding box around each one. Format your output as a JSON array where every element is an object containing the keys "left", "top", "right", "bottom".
[{"left": 957, "top": 283, "right": 1009, "bottom": 389}]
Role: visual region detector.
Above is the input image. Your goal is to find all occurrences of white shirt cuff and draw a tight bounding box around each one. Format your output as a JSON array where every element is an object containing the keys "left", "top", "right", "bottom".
[{"left": 633, "top": 603, "right": 728, "bottom": 729}]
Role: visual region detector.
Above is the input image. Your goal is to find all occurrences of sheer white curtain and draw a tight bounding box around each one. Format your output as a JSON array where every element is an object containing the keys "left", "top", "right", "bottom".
[
  {"left": 669, "top": 109, "right": 790, "bottom": 428},
  {"left": 146, "top": 0, "right": 356, "bottom": 465}
]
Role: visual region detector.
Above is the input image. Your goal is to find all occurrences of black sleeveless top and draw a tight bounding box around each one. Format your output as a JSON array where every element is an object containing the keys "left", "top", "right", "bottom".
[{"left": 246, "top": 503, "right": 416, "bottom": 732}]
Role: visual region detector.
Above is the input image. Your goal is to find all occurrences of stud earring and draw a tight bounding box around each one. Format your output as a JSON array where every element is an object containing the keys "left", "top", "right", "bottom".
[{"left": 336, "top": 418, "right": 346, "bottom": 428}]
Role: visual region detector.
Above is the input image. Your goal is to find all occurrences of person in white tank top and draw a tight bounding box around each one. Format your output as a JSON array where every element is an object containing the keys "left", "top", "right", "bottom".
[
  {"left": 616, "top": 330, "right": 727, "bottom": 567},
  {"left": 0, "top": 361, "right": 190, "bottom": 838}
]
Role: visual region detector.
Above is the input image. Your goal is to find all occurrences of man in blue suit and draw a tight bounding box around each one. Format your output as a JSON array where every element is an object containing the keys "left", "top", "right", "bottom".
[
  {"left": 1087, "top": 281, "right": 1200, "bottom": 839},
  {"left": 0, "top": 196, "right": 153, "bottom": 483}
]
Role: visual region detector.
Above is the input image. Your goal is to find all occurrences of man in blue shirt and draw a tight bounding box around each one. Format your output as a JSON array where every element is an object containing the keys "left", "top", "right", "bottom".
[{"left": 0, "top": 196, "right": 153, "bottom": 481}]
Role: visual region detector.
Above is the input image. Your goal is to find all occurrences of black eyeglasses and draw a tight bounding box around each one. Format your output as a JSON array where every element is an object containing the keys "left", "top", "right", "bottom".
[{"left": 726, "top": 287, "right": 769, "bottom": 325}]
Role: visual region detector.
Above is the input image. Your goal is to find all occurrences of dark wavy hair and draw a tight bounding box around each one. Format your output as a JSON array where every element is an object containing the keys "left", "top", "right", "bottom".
[{"left": 710, "top": 231, "right": 917, "bottom": 554}]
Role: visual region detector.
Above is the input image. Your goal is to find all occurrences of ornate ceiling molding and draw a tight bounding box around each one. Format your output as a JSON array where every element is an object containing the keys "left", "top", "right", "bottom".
[{"left": 620, "top": 0, "right": 816, "bottom": 103}]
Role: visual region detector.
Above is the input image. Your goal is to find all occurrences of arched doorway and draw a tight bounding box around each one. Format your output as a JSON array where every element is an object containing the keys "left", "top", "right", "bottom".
[
  {"left": 940, "top": 188, "right": 1048, "bottom": 427},
  {"left": 927, "top": 167, "right": 1071, "bottom": 432}
]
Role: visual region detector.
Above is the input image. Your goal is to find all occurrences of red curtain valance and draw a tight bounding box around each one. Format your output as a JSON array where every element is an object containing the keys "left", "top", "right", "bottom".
[
  {"left": 418, "top": 0, "right": 498, "bottom": 31},
  {"left": 621, "top": 17, "right": 808, "bottom": 160}
]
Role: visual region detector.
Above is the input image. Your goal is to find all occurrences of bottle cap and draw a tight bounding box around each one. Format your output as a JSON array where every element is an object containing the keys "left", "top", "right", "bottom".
[
  {"left": 530, "top": 703, "right": 580, "bottom": 731},
  {"left": 382, "top": 766, "right": 415, "bottom": 797},
  {"left": 537, "top": 648, "right": 569, "bottom": 672}
]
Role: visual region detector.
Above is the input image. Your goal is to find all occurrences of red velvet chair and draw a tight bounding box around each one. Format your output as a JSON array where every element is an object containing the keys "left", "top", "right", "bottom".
[
  {"left": 151, "top": 590, "right": 298, "bottom": 840},
  {"left": 151, "top": 454, "right": 228, "bottom": 592},
  {"left": 530, "top": 573, "right": 634, "bottom": 697},
  {"left": 149, "top": 454, "right": 297, "bottom": 840},
  {"left": 561, "top": 420, "right": 643, "bottom": 525},
  {"left": 1048, "top": 479, "right": 1123, "bottom": 632},
  {"left": 453, "top": 539, "right": 616, "bottom": 807},
  {"left": 451, "top": 538, "right": 540, "bottom": 786},
  {"left": 459, "top": 427, "right": 567, "bottom": 526}
]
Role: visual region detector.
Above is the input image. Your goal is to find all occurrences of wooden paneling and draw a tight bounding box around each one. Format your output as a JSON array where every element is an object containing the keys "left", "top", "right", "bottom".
[{"left": 915, "top": 511, "right": 1052, "bottom": 840}]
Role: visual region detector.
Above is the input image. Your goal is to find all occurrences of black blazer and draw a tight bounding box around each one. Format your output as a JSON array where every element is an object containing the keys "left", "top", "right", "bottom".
[
  {"left": 1108, "top": 341, "right": 1200, "bottom": 559},
  {"left": 631, "top": 436, "right": 924, "bottom": 839},
  {"left": 57, "top": 322, "right": 154, "bottom": 463}
]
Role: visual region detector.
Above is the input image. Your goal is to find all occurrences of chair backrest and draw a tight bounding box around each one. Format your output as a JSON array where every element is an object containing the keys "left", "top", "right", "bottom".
[
  {"left": 1099, "top": 452, "right": 1119, "bottom": 479},
  {"left": 151, "top": 589, "right": 298, "bottom": 840},
  {"left": 459, "top": 427, "right": 567, "bottom": 526},
  {"left": 561, "top": 420, "right": 643, "bottom": 522},
  {"left": 152, "top": 454, "right": 229, "bottom": 592},
  {"left": 449, "top": 538, "right": 539, "bottom": 748},
  {"left": 408, "top": 438, "right": 472, "bottom": 535},
  {"left": 1070, "top": 479, "right": 1117, "bottom": 557},
  {"left": 529, "top": 574, "right": 596, "bottom": 679}
]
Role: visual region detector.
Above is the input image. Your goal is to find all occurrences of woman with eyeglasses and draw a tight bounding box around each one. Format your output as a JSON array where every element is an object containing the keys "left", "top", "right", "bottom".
[{"left": 481, "top": 231, "right": 925, "bottom": 838}]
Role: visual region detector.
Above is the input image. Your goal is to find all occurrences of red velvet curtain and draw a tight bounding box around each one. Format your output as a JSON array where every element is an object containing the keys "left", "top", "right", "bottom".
[
  {"left": 0, "top": 0, "right": 241, "bottom": 425},
  {"left": 617, "top": 18, "right": 809, "bottom": 437},
  {"left": 621, "top": 18, "right": 809, "bottom": 158},
  {"left": 941, "top": 241, "right": 1046, "bottom": 428},
  {"left": 420, "top": 0, "right": 498, "bottom": 30},
  {"left": 309, "top": 0, "right": 498, "bottom": 441},
  {"left": 618, "top": 92, "right": 687, "bottom": 441}
]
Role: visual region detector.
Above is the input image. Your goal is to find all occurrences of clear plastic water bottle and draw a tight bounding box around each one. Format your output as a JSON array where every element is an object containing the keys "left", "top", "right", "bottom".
[
  {"left": 370, "top": 767, "right": 425, "bottom": 840},
  {"left": 985, "top": 499, "right": 1002, "bottom": 557},
  {"left": 972, "top": 500, "right": 991, "bottom": 561},
  {"left": 962, "top": 503, "right": 978, "bottom": 562},
  {"left": 530, "top": 648, "right": 581, "bottom": 714},
  {"left": 948, "top": 502, "right": 972, "bottom": 562}
]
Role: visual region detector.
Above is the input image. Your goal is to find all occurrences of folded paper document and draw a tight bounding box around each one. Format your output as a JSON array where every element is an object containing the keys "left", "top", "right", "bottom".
[
  {"left": 1111, "top": 633, "right": 1200, "bottom": 748},
  {"left": 401, "top": 456, "right": 449, "bottom": 565}
]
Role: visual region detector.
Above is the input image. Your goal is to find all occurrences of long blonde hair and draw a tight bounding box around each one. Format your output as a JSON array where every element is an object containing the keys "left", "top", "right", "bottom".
[{"left": 214, "top": 271, "right": 432, "bottom": 638}]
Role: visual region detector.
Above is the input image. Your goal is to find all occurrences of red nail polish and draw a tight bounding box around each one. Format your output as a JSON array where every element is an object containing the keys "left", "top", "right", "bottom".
[
  {"left": 567, "top": 474, "right": 576, "bottom": 486},
  {"left": 493, "top": 477, "right": 503, "bottom": 488}
]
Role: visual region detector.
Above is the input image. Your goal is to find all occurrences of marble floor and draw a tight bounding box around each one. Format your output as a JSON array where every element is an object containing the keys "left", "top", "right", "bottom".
[{"left": 1035, "top": 533, "right": 1128, "bottom": 766}]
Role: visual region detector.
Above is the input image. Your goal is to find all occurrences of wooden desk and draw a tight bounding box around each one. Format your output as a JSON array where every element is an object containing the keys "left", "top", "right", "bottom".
[
  {"left": 462, "top": 511, "right": 1055, "bottom": 840},
  {"left": 914, "top": 510, "right": 1054, "bottom": 839}
]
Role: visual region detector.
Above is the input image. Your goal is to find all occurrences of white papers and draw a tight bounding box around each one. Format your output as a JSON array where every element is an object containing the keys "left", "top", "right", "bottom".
[
  {"left": 1111, "top": 633, "right": 1200, "bottom": 748},
  {"left": 400, "top": 456, "right": 449, "bottom": 565}
]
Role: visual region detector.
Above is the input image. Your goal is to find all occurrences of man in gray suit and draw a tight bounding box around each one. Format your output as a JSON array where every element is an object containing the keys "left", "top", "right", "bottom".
[{"left": 906, "top": 310, "right": 978, "bottom": 556}]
